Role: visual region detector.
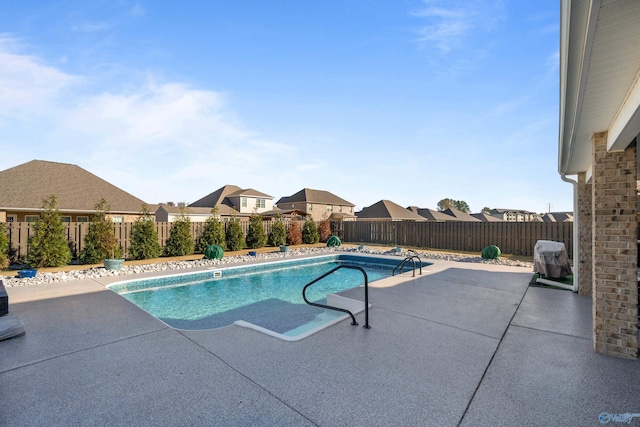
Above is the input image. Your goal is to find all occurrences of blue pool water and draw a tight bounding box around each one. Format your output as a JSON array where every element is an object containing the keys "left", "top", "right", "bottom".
[{"left": 108, "top": 254, "right": 428, "bottom": 337}]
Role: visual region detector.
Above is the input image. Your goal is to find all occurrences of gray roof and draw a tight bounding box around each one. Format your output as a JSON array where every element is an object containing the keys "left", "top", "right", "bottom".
[
  {"left": 276, "top": 188, "right": 354, "bottom": 207},
  {"left": 356, "top": 200, "right": 426, "bottom": 221},
  {"left": 542, "top": 212, "right": 574, "bottom": 222},
  {"left": 226, "top": 188, "right": 272, "bottom": 199},
  {"left": 442, "top": 208, "right": 481, "bottom": 222},
  {"left": 189, "top": 185, "right": 242, "bottom": 208},
  {"left": 471, "top": 212, "right": 503, "bottom": 222},
  {"left": 416, "top": 208, "right": 457, "bottom": 222},
  {"left": 0, "top": 160, "right": 147, "bottom": 213}
]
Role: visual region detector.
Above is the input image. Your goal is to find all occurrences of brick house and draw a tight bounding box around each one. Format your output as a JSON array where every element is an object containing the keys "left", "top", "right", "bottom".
[
  {"left": 559, "top": 1, "right": 640, "bottom": 358},
  {"left": 0, "top": 160, "right": 147, "bottom": 223},
  {"left": 356, "top": 200, "right": 426, "bottom": 222},
  {"left": 188, "top": 185, "right": 274, "bottom": 218},
  {"left": 276, "top": 188, "right": 355, "bottom": 222}
]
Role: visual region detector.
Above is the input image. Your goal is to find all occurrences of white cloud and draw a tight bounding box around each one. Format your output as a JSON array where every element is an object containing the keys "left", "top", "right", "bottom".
[{"left": 412, "top": 0, "right": 505, "bottom": 53}]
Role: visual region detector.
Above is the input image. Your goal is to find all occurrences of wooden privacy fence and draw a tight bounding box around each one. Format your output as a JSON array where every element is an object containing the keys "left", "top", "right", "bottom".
[
  {"left": 5, "top": 219, "right": 302, "bottom": 259},
  {"left": 331, "top": 221, "right": 573, "bottom": 258}
]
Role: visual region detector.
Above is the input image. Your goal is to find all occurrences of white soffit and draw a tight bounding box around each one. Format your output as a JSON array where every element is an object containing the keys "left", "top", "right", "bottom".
[{"left": 559, "top": 0, "right": 640, "bottom": 173}]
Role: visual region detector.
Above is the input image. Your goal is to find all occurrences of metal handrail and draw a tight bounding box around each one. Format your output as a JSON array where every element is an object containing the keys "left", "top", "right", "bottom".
[
  {"left": 302, "top": 265, "right": 370, "bottom": 329},
  {"left": 392, "top": 255, "right": 423, "bottom": 277}
]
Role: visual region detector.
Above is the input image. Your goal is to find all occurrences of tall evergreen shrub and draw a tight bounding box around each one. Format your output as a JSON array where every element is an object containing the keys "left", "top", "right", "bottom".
[
  {"left": 197, "top": 207, "right": 226, "bottom": 252},
  {"left": 318, "top": 219, "right": 332, "bottom": 242},
  {"left": 165, "top": 210, "right": 195, "bottom": 256},
  {"left": 225, "top": 218, "right": 245, "bottom": 251},
  {"left": 0, "top": 224, "right": 9, "bottom": 269},
  {"left": 80, "top": 198, "right": 121, "bottom": 264},
  {"left": 286, "top": 221, "right": 302, "bottom": 246},
  {"left": 302, "top": 217, "right": 320, "bottom": 244},
  {"left": 246, "top": 214, "right": 267, "bottom": 249},
  {"left": 267, "top": 215, "right": 287, "bottom": 247},
  {"left": 27, "top": 195, "right": 72, "bottom": 267},
  {"left": 129, "top": 205, "right": 163, "bottom": 260}
]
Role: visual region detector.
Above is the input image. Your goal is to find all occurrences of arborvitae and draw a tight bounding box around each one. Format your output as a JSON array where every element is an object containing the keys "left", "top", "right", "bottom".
[
  {"left": 165, "top": 208, "right": 195, "bottom": 256},
  {"left": 27, "top": 195, "right": 72, "bottom": 267},
  {"left": 197, "top": 207, "right": 226, "bottom": 252},
  {"left": 267, "top": 215, "right": 287, "bottom": 246},
  {"left": 0, "top": 224, "right": 10, "bottom": 269},
  {"left": 302, "top": 217, "right": 320, "bottom": 244},
  {"left": 225, "top": 218, "right": 245, "bottom": 251},
  {"left": 318, "top": 219, "right": 332, "bottom": 242},
  {"left": 129, "top": 205, "right": 163, "bottom": 260},
  {"left": 80, "top": 198, "right": 121, "bottom": 264},
  {"left": 245, "top": 213, "right": 267, "bottom": 249},
  {"left": 286, "top": 221, "right": 302, "bottom": 246}
]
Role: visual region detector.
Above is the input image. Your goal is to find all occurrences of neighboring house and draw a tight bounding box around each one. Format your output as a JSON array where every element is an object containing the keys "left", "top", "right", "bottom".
[
  {"left": 276, "top": 188, "right": 355, "bottom": 222},
  {"left": 559, "top": 1, "right": 640, "bottom": 358},
  {"left": 0, "top": 160, "right": 147, "bottom": 223},
  {"left": 410, "top": 207, "right": 459, "bottom": 222},
  {"left": 189, "top": 185, "right": 274, "bottom": 217},
  {"left": 541, "top": 212, "right": 574, "bottom": 222},
  {"left": 154, "top": 205, "right": 215, "bottom": 223},
  {"left": 488, "top": 208, "right": 541, "bottom": 222},
  {"left": 442, "top": 208, "right": 481, "bottom": 222},
  {"left": 471, "top": 212, "right": 503, "bottom": 222},
  {"left": 356, "top": 200, "right": 426, "bottom": 222}
]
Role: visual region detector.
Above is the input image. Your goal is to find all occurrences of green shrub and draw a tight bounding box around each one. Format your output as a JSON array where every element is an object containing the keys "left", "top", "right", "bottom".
[
  {"left": 26, "top": 195, "right": 72, "bottom": 268},
  {"left": 326, "top": 236, "right": 341, "bottom": 247},
  {"left": 204, "top": 245, "right": 224, "bottom": 260},
  {"left": 286, "top": 221, "right": 302, "bottom": 246},
  {"left": 196, "top": 207, "right": 226, "bottom": 252},
  {"left": 80, "top": 198, "right": 122, "bottom": 264},
  {"left": 246, "top": 214, "right": 267, "bottom": 249},
  {"left": 318, "top": 219, "right": 332, "bottom": 242},
  {"left": 267, "top": 215, "right": 287, "bottom": 247},
  {"left": 0, "top": 224, "right": 9, "bottom": 269},
  {"left": 225, "top": 218, "right": 245, "bottom": 251},
  {"left": 302, "top": 217, "right": 320, "bottom": 244},
  {"left": 481, "top": 245, "right": 501, "bottom": 259},
  {"left": 165, "top": 213, "right": 195, "bottom": 256},
  {"left": 129, "top": 205, "right": 163, "bottom": 260}
]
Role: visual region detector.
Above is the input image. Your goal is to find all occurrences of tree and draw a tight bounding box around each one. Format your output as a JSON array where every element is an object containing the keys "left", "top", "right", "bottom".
[
  {"left": 27, "top": 195, "right": 72, "bottom": 267},
  {"left": 80, "top": 198, "right": 122, "bottom": 264},
  {"left": 286, "top": 221, "right": 302, "bottom": 246},
  {"left": 0, "top": 224, "right": 9, "bottom": 269},
  {"left": 129, "top": 205, "right": 163, "bottom": 260},
  {"left": 482, "top": 207, "right": 491, "bottom": 213},
  {"left": 267, "top": 215, "right": 287, "bottom": 246},
  {"left": 437, "top": 198, "right": 471, "bottom": 214},
  {"left": 225, "top": 218, "right": 245, "bottom": 251},
  {"left": 246, "top": 213, "right": 267, "bottom": 249},
  {"left": 165, "top": 208, "right": 195, "bottom": 256},
  {"left": 196, "top": 207, "right": 226, "bottom": 252},
  {"left": 302, "top": 217, "right": 320, "bottom": 244}
]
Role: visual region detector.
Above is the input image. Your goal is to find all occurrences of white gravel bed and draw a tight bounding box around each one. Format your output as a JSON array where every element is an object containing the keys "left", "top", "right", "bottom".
[{"left": 1, "top": 246, "right": 533, "bottom": 287}]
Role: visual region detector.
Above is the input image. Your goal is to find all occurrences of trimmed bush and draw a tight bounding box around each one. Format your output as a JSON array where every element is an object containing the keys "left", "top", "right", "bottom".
[
  {"left": 286, "top": 221, "right": 302, "bottom": 246},
  {"left": 481, "top": 245, "right": 501, "bottom": 259},
  {"left": 302, "top": 217, "right": 320, "bottom": 244},
  {"left": 204, "top": 244, "right": 224, "bottom": 260},
  {"left": 326, "top": 236, "right": 341, "bottom": 247},
  {"left": 318, "top": 219, "right": 332, "bottom": 243},
  {"left": 165, "top": 213, "right": 195, "bottom": 256},
  {"left": 197, "top": 207, "right": 226, "bottom": 252},
  {"left": 129, "top": 205, "right": 163, "bottom": 260},
  {"left": 225, "top": 218, "right": 245, "bottom": 251},
  {"left": 27, "top": 195, "right": 72, "bottom": 268},
  {"left": 246, "top": 214, "right": 267, "bottom": 249},
  {"left": 0, "top": 224, "right": 9, "bottom": 269},
  {"left": 267, "top": 215, "right": 287, "bottom": 247},
  {"left": 80, "top": 198, "right": 122, "bottom": 264}
]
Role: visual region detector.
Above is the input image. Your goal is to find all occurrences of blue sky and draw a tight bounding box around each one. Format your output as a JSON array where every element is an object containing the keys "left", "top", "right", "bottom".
[{"left": 0, "top": 0, "right": 570, "bottom": 213}]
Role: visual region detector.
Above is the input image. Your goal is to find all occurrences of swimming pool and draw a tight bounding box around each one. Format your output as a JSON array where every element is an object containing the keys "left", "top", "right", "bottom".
[{"left": 108, "top": 254, "right": 430, "bottom": 340}]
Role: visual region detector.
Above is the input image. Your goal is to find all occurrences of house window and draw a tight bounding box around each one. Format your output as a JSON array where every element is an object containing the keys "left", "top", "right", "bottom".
[
  {"left": 339, "top": 206, "right": 343, "bottom": 212},
  {"left": 111, "top": 216, "right": 123, "bottom": 223},
  {"left": 25, "top": 215, "right": 39, "bottom": 222},
  {"left": 76, "top": 216, "right": 89, "bottom": 223},
  {"left": 327, "top": 206, "right": 333, "bottom": 212},
  {"left": 309, "top": 204, "right": 313, "bottom": 211},
  {"left": 256, "top": 199, "right": 266, "bottom": 209},
  {"left": 241, "top": 197, "right": 247, "bottom": 208},
  {"left": 61, "top": 216, "right": 71, "bottom": 222},
  {"left": 349, "top": 207, "right": 353, "bottom": 213},
  {"left": 6, "top": 214, "right": 16, "bottom": 222}
]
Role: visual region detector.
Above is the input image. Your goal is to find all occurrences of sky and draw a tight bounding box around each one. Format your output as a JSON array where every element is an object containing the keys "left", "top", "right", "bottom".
[{"left": 0, "top": 0, "right": 571, "bottom": 214}]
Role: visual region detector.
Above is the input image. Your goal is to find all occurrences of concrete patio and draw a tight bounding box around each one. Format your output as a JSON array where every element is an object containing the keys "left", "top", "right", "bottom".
[{"left": 1, "top": 258, "right": 639, "bottom": 426}]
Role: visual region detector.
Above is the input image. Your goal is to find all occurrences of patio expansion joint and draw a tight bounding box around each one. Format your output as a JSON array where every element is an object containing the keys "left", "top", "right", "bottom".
[
  {"left": 509, "top": 323, "right": 591, "bottom": 342},
  {"left": 433, "top": 276, "right": 527, "bottom": 295},
  {"left": 175, "top": 329, "right": 320, "bottom": 427},
  {"left": 0, "top": 327, "right": 168, "bottom": 375},
  {"left": 456, "top": 283, "right": 530, "bottom": 427}
]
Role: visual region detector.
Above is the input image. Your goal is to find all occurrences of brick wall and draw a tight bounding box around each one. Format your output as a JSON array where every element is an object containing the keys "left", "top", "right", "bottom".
[
  {"left": 591, "top": 132, "right": 638, "bottom": 359},
  {"left": 577, "top": 172, "right": 593, "bottom": 296}
]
